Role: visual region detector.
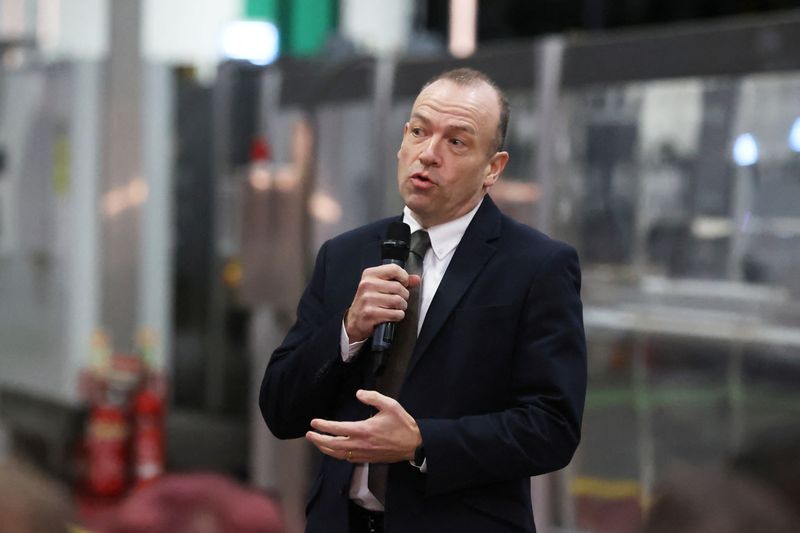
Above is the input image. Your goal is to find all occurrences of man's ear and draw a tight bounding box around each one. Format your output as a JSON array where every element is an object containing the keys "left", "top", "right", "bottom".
[{"left": 483, "top": 151, "right": 509, "bottom": 189}]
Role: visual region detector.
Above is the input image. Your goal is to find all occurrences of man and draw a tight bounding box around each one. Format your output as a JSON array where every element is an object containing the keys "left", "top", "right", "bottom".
[{"left": 260, "top": 68, "right": 586, "bottom": 532}]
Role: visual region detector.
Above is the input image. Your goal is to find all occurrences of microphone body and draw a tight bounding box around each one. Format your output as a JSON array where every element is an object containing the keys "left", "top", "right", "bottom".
[
  {"left": 371, "top": 222, "right": 411, "bottom": 364},
  {"left": 372, "top": 256, "right": 406, "bottom": 352}
]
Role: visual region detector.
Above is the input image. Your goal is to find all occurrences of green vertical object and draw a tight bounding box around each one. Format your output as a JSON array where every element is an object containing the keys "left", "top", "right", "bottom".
[
  {"left": 244, "top": 0, "right": 337, "bottom": 57},
  {"left": 244, "top": 0, "right": 278, "bottom": 21},
  {"left": 288, "top": 0, "right": 337, "bottom": 56}
]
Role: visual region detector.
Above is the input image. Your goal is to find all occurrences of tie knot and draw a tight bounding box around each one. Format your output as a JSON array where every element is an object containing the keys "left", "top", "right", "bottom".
[{"left": 410, "top": 230, "right": 431, "bottom": 258}]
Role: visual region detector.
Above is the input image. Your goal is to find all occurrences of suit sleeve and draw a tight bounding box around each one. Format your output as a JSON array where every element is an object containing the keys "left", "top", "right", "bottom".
[
  {"left": 416, "top": 245, "right": 587, "bottom": 496},
  {"left": 259, "top": 241, "right": 357, "bottom": 439}
]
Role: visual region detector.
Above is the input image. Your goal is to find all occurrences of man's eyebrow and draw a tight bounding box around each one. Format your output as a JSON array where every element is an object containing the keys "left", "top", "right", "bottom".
[
  {"left": 410, "top": 113, "right": 476, "bottom": 135},
  {"left": 410, "top": 112, "right": 431, "bottom": 124},
  {"left": 446, "top": 123, "right": 476, "bottom": 135}
]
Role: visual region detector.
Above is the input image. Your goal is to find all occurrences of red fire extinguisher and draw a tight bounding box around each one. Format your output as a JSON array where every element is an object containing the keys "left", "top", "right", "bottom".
[
  {"left": 132, "top": 384, "right": 165, "bottom": 488},
  {"left": 85, "top": 393, "right": 130, "bottom": 497}
]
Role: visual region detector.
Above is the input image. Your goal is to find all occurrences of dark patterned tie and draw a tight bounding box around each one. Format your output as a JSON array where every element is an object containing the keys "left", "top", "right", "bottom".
[{"left": 368, "top": 229, "right": 431, "bottom": 505}]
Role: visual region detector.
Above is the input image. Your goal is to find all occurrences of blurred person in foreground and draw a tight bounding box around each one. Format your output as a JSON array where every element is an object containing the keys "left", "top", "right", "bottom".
[
  {"left": 640, "top": 466, "right": 799, "bottom": 533},
  {"left": 260, "top": 68, "right": 586, "bottom": 532},
  {"left": 0, "top": 458, "right": 73, "bottom": 533},
  {"left": 103, "top": 473, "right": 284, "bottom": 533}
]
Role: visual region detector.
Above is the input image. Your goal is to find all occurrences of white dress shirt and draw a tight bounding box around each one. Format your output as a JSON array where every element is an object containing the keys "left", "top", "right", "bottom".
[{"left": 341, "top": 198, "right": 484, "bottom": 511}]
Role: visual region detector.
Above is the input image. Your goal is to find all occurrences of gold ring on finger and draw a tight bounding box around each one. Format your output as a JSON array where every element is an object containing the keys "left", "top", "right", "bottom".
[{"left": 346, "top": 450, "right": 353, "bottom": 461}]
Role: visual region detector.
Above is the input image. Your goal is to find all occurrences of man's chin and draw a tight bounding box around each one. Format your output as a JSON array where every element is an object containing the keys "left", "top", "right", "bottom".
[
  {"left": 401, "top": 192, "right": 426, "bottom": 209},
  {"left": 411, "top": 210, "right": 448, "bottom": 229},
  {"left": 404, "top": 196, "right": 430, "bottom": 210}
]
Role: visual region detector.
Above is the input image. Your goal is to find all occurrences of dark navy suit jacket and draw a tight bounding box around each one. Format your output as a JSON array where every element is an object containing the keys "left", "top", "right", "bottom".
[{"left": 260, "top": 196, "right": 587, "bottom": 532}]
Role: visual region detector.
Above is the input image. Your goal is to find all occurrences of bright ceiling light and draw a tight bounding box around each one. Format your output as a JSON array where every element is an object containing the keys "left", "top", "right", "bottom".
[
  {"left": 789, "top": 117, "right": 800, "bottom": 153},
  {"left": 221, "top": 20, "right": 279, "bottom": 66},
  {"left": 733, "top": 133, "right": 759, "bottom": 167}
]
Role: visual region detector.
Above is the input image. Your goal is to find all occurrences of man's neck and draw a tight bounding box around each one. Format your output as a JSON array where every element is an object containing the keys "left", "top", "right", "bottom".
[{"left": 406, "top": 196, "right": 485, "bottom": 230}]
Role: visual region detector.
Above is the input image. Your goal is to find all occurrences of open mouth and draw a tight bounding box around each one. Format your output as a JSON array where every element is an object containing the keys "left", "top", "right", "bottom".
[{"left": 410, "top": 172, "right": 433, "bottom": 186}]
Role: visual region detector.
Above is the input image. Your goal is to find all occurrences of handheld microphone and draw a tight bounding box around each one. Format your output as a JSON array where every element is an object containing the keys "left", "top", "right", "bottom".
[{"left": 372, "top": 222, "right": 411, "bottom": 360}]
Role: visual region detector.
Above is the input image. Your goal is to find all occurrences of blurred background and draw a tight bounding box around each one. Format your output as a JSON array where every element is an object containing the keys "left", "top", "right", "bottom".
[{"left": 1, "top": 1, "right": 799, "bottom": 532}]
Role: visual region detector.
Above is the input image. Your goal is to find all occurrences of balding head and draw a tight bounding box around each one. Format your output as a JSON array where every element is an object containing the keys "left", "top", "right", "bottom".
[{"left": 421, "top": 68, "right": 510, "bottom": 154}]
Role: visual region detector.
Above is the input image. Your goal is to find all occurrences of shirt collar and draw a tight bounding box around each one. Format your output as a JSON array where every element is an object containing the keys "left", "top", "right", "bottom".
[{"left": 402, "top": 197, "right": 484, "bottom": 260}]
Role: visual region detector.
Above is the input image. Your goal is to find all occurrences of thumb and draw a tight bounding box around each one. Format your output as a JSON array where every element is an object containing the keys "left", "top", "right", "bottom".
[
  {"left": 356, "top": 389, "right": 394, "bottom": 411},
  {"left": 407, "top": 274, "right": 422, "bottom": 288}
]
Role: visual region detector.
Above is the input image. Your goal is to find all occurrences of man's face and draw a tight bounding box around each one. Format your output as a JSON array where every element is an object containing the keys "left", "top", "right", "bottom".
[{"left": 396, "top": 79, "right": 509, "bottom": 228}]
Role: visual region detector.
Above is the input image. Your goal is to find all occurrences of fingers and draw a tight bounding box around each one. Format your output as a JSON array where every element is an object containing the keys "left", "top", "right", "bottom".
[
  {"left": 306, "top": 395, "right": 418, "bottom": 464},
  {"left": 310, "top": 392, "right": 397, "bottom": 425},
  {"left": 310, "top": 418, "right": 363, "bottom": 437},
  {"left": 305, "top": 432, "right": 352, "bottom": 461},
  {"left": 345, "top": 302, "right": 406, "bottom": 342},
  {"left": 357, "top": 288, "right": 410, "bottom": 314},
  {"left": 357, "top": 273, "right": 411, "bottom": 302},
  {"left": 305, "top": 430, "right": 348, "bottom": 449},
  {"left": 346, "top": 264, "right": 417, "bottom": 341},
  {"left": 368, "top": 263, "right": 413, "bottom": 286},
  {"left": 306, "top": 417, "right": 370, "bottom": 452},
  {"left": 306, "top": 429, "right": 366, "bottom": 463},
  {"left": 356, "top": 389, "right": 396, "bottom": 412}
]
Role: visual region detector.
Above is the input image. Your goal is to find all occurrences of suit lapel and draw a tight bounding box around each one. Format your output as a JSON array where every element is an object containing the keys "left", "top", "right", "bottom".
[{"left": 406, "top": 197, "right": 502, "bottom": 376}]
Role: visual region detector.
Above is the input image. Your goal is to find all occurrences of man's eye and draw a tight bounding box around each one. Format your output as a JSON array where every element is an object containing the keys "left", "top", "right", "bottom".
[
  {"left": 450, "top": 138, "right": 464, "bottom": 146},
  {"left": 411, "top": 127, "right": 423, "bottom": 136}
]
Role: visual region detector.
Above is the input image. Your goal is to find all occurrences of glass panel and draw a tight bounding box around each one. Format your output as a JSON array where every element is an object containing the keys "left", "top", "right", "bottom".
[
  {"left": 490, "top": 89, "right": 541, "bottom": 227},
  {"left": 380, "top": 97, "right": 413, "bottom": 217},
  {"left": 0, "top": 65, "right": 74, "bottom": 398},
  {"left": 741, "top": 345, "right": 800, "bottom": 438},
  {"left": 552, "top": 72, "right": 800, "bottom": 533},
  {"left": 311, "top": 101, "right": 377, "bottom": 250}
]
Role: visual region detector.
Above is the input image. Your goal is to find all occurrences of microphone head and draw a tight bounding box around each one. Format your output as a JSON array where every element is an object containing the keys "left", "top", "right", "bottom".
[{"left": 382, "top": 222, "right": 410, "bottom": 261}]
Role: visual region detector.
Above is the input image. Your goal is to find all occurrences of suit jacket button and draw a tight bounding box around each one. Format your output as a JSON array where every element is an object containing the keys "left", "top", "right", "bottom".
[{"left": 339, "top": 486, "right": 347, "bottom": 496}]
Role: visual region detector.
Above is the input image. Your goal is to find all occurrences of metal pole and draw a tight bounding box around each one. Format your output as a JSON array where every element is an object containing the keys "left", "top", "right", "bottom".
[{"left": 101, "top": 0, "right": 143, "bottom": 350}]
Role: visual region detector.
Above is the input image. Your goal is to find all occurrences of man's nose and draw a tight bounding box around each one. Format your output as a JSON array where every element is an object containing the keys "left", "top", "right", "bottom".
[{"left": 419, "top": 137, "right": 442, "bottom": 167}]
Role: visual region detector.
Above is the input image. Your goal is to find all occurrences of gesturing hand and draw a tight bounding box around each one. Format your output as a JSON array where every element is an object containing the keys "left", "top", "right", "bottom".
[
  {"left": 344, "top": 265, "right": 421, "bottom": 343},
  {"left": 305, "top": 390, "right": 422, "bottom": 464}
]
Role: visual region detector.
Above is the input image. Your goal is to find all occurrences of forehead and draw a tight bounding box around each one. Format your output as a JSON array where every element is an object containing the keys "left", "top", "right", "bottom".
[{"left": 410, "top": 79, "right": 500, "bottom": 132}]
